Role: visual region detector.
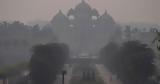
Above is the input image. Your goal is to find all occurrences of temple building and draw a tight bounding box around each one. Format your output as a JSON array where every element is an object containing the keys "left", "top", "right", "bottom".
[{"left": 49, "top": 0, "right": 122, "bottom": 54}]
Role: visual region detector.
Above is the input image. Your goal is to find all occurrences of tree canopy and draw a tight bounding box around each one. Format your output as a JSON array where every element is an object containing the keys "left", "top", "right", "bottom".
[
  {"left": 30, "top": 43, "right": 69, "bottom": 84},
  {"left": 100, "top": 41, "right": 156, "bottom": 84}
]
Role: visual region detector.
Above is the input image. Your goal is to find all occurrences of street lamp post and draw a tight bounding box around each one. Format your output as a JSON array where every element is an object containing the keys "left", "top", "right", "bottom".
[{"left": 62, "top": 70, "right": 67, "bottom": 84}]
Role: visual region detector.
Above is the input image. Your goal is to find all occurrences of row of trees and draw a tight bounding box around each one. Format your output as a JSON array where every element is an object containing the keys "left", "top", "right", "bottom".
[
  {"left": 0, "top": 21, "right": 57, "bottom": 67},
  {"left": 124, "top": 25, "right": 158, "bottom": 34},
  {"left": 29, "top": 43, "right": 69, "bottom": 84},
  {"left": 0, "top": 21, "right": 57, "bottom": 46},
  {"left": 100, "top": 41, "right": 156, "bottom": 84}
]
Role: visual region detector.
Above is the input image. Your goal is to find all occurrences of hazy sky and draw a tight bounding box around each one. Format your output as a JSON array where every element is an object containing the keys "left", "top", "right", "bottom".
[{"left": 0, "top": 0, "right": 160, "bottom": 24}]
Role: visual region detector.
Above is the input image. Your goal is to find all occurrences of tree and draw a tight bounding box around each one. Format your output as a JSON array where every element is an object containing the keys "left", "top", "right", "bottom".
[
  {"left": 114, "top": 41, "right": 155, "bottom": 84},
  {"left": 30, "top": 43, "right": 69, "bottom": 84},
  {"left": 99, "top": 42, "right": 119, "bottom": 72}
]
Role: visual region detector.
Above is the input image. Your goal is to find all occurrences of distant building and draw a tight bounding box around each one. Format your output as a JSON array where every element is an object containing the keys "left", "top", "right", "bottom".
[{"left": 49, "top": 0, "right": 122, "bottom": 54}]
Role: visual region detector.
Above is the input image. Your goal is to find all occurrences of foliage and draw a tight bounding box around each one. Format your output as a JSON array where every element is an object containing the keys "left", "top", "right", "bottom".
[
  {"left": 99, "top": 41, "right": 119, "bottom": 72},
  {"left": 0, "top": 62, "right": 29, "bottom": 77},
  {"left": 0, "top": 21, "right": 57, "bottom": 67},
  {"left": 30, "top": 43, "right": 69, "bottom": 84},
  {"left": 100, "top": 41, "right": 156, "bottom": 84}
]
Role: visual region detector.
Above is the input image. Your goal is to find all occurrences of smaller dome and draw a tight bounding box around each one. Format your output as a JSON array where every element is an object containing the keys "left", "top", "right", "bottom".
[
  {"left": 101, "top": 10, "right": 108, "bottom": 18},
  {"left": 51, "top": 10, "right": 69, "bottom": 24},
  {"left": 92, "top": 9, "right": 99, "bottom": 16},
  {"left": 67, "top": 8, "right": 75, "bottom": 16},
  {"left": 97, "top": 10, "right": 116, "bottom": 25},
  {"left": 100, "top": 10, "right": 115, "bottom": 23}
]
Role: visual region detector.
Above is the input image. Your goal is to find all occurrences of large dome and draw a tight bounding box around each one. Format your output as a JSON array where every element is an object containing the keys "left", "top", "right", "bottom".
[{"left": 75, "top": 0, "right": 92, "bottom": 12}]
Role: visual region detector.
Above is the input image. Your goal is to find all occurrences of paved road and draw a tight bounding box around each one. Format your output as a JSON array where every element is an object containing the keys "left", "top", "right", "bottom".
[
  {"left": 95, "top": 64, "right": 122, "bottom": 84},
  {"left": 54, "top": 64, "right": 122, "bottom": 84},
  {"left": 65, "top": 64, "right": 73, "bottom": 84}
]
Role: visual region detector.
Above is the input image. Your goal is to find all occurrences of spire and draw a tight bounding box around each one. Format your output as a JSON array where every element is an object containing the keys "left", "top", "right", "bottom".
[
  {"left": 55, "top": 10, "right": 65, "bottom": 18},
  {"left": 100, "top": 10, "right": 108, "bottom": 19},
  {"left": 104, "top": 10, "right": 108, "bottom": 15},
  {"left": 99, "top": 9, "right": 115, "bottom": 24},
  {"left": 58, "top": 10, "right": 63, "bottom": 14},
  {"left": 55, "top": 10, "right": 65, "bottom": 17}
]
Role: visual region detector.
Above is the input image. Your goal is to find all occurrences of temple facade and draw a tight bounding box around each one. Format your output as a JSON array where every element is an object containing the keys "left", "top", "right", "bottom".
[{"left": 49, "top": 0, "right": 122, "bottom": 54}]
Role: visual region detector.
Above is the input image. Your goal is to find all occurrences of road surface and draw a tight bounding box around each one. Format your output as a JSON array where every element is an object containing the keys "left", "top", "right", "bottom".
[
  {"left": 95, "top": 64, "right": 122, "bottom": 84},
  {"left": 54, "top": 64, "right": 73, "bottom": 84}
]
